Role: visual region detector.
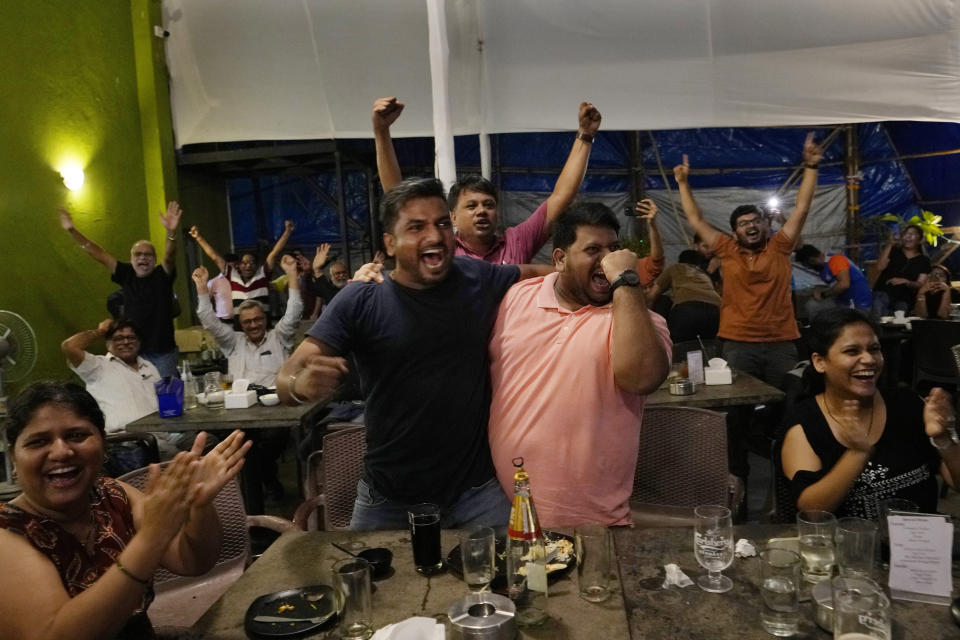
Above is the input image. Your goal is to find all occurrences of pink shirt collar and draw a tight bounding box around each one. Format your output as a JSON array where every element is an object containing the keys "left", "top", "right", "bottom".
[{"left": 535, "top": 272, "right": 611, "bottom": 314}]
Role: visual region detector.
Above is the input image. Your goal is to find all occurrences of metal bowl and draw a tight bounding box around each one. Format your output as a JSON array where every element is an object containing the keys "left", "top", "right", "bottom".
[{"left": 668, "top": 379, "right": 695, "bottom": 396}]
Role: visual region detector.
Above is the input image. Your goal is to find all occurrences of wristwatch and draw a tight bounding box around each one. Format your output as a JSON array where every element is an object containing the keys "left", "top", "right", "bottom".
[
  {"left": 930, "top": 426, "right": 960, "bottom": 450},
  {"left": 609, "top": 269, "right": 641, "bottom": 293}
]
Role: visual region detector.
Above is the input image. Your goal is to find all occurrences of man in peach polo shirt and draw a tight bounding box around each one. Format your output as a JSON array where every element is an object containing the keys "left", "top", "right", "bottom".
[{"left": 487, "top": 203, "right": 672, "bottom": 527}]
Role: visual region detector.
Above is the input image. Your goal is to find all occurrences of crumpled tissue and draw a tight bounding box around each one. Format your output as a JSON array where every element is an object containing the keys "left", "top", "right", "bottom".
[
  {"left": 662, "top": 563, "right": 694, "bottom": 588},
  {"left": 371, "top": 616, "right": 444, "bottom": 640},
  {"left": 735, "top": 538, "right": 756, "bottom": 558}
]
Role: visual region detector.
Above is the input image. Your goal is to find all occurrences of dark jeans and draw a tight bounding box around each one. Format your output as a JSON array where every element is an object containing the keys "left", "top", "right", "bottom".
[
  {"left": 667, "top": 301, "right": 719, "bottom": 342},
  {"left": 349, "top": 476, "right": 511, "bottom": 531},
  {"left": 721, "top": 340, "right": 798, "bottom": 482}
]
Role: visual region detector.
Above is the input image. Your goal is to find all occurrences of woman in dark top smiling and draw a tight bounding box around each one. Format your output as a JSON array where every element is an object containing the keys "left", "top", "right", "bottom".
[{"left": 779, "top": 308, "right": 960, "bottom": 519}]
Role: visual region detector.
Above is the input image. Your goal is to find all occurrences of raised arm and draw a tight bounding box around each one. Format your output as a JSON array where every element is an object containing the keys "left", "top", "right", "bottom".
[
  {"left": 543, "top": 102, "right": 602, "bottom": 227},
  {"left": 277, "top": 337, "right": 349, "bottom": 406},
  {"left": 276, "top": 255, "right": 304, "bottom": 342},
  {"left": 59, "top": 207, "right": 118, "bottom": 273},
  {"left": 61, "top": 319, "right": 112, "bottom": 368},
  {"left": 372, "top": 96, "right": 405, "bottom": 191},
  {"left": 188, "top": 225, "right": 227, "bottom": 273},
  {"left": 265, "top": 220, "right": 294, "bottom": 273},
  {"left": 673, "top": 155, "right": 720, "bottom": 249},
  {"left": 926, "top": 387, "right": 960, "bottom": 488},
  {"left": 192, "top": 267, "right": 237, "bottom": 352},
  {"left": 780, "top": 133, "right": 823, "bottom": 247},
  {"left": 634, "top": 198, "right": 663, "bottom": 262},
  {"left": 158, "top": 201, "right": 182, "bottom": 275},
  {"left": 602, "top": 250, "right": 670, "bottom": 394}
]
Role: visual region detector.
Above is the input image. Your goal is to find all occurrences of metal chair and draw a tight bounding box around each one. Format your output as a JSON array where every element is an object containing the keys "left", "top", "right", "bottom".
[
  {"left": 630, "top": 406, "right": 742, "bottom": 527},
  {"left": 118, "top": 463, "right": 295, "bottom": 629},
  {"left": 911, "top": 319, "right": 960, "bottom": 391},
  {"left": 293, "top": 425, "right": 366, "bottom": 531}
]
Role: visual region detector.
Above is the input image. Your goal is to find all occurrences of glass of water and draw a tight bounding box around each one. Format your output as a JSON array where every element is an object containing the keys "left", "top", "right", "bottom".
[
  {"left": 760, "top": 548, "right": 801, "bottom": 637},
  {"left": 831, "top": 575, "right": 890, "bottom": 639},
  {"left": 835, "top": 517, "right": 877, "bottom": 578},
  {"left": 459, "top": 526, "right": 496, "bottom": 592},
  {"left": 694, "top": 504, "right": 734, "bottom": 593},
  {"left": 797, "top": 509, "right": 837, "bottom": 583}
]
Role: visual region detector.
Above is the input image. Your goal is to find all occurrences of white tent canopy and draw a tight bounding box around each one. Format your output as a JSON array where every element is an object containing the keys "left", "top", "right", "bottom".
[{"left": 164, "top": 0, "right": 960, "bottom": 147}]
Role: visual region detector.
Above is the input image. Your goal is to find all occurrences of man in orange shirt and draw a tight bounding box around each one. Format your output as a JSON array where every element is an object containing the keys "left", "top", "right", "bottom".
[
  {"left": 672, "top": 134, "right": 822, "bottom": 390},
  {"left": 673, "top": 135, "right": 822, "bottom": 483},
  {"left": 487, "top": 203, "right": 671, "bottom": 527}
]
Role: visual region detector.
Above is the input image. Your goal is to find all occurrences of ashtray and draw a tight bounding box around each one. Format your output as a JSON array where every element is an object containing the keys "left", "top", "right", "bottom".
[{"left": 668, "top": 379, "right": 695, "bottom": 395}]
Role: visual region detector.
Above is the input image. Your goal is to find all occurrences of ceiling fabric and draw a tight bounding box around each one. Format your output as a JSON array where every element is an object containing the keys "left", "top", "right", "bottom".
[{"left": 164, "top": 0, "right": 960, "bottom": 148}]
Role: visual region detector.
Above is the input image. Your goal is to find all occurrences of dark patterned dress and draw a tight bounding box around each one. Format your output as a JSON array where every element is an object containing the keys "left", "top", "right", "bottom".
[{"left": 0, "top": 477, "right": 155, "bottom": 639}]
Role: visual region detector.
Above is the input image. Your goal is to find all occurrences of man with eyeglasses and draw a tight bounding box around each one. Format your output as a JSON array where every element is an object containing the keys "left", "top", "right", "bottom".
[
  {"left": 59, "top": 203, "right": 183, "bottom": 377},
  {"left": 672, "top": 135, "right": 822, "bottom": 484},
  {"left": 61, "top": 318, "right": 186, "bottom": 459}
]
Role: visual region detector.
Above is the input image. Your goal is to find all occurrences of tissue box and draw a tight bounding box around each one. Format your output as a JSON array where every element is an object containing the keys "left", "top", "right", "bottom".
[
  {"left": 704, "top": 367, "right": 733, "bottom": 385},
  {"left": 224, "top": 389, "right": 257, "bottom": 409}
]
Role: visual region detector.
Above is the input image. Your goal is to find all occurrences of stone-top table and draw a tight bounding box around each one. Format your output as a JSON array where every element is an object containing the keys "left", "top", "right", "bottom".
[
  {"left": 646, "top": 372, "right": 785, "bottom": 410},
  {"left": 192, "top": 529, "right": 630, "bottom": 639},
  {"left": 613, "top": 524, "right": 958, "bottom": 639}
]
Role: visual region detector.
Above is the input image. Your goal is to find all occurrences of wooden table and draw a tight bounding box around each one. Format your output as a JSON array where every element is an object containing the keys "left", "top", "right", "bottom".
[
  {"left": 614, "top": 524, "right": 958, "bottom": 639},
  {"left": 127, "top": 401, "right": 325, "bottom": 513},
  {"left": 192, "top": 529, "right": 631, "bottom": 639},
  {"left": 647, "top": 372, "right": 785, "bottom": 409}
]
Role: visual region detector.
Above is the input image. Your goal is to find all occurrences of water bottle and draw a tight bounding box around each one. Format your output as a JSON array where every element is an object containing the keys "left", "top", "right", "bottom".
[{"left": 181, "top": 362, "right": 198, "bottom": 409}]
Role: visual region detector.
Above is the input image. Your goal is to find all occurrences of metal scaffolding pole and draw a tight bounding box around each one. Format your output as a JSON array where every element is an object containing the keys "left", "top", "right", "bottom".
[{"left": 845, "top": 125, "right": 862, "bottom": 262}]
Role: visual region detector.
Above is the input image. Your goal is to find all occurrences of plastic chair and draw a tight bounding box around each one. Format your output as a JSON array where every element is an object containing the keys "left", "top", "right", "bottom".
[
  {"left": 118, "top": 463, "right": 295, "bottom": 629},
  {"left": 630, "top": 406, "right": 743, "bottom": 527},
  {"left": 911, "top": 319, "right": 960, "bottom": 390},
  {"left": 293, "top": 425, "right": 366, "bottom": 531}
]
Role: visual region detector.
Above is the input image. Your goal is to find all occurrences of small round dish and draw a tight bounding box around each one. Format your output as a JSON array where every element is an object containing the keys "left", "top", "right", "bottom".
[
  {"left": 260, "top": 393, "right": 280, "bottom": 406},
  {"left": 668, "top": 379, "right": 695, "bottom": 396}
]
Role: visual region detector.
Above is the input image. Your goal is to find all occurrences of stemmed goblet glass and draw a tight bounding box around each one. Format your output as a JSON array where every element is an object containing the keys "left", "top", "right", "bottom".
[{"left": 694, "top": 504, "right": 734, "bottom": 593}]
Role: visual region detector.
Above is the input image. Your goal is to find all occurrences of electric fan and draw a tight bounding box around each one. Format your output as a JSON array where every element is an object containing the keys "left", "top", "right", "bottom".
[{"left": 0, "top": 310, "right": 38, "bottom": 493}]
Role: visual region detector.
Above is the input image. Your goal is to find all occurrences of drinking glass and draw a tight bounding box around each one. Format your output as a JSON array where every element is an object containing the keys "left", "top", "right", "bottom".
[
  {"left": 878, "top": 498, "right": 918, "bottom": 564},
  {"left": 693, "top": 504, "right": 734, "bottom": 593},
  {"left": 203, "top": 372, "right": 224, "bottom": 409},
  {"left": 408, "top": 503, "right": 443, "bottom": 575},
  {"left": 332, "top": 557, "right": 374, "bottom": 640},
  {"left": 797, "top": 509, "right": 837, "bottom": 583},
  {"left": 835, "top": 518, "right": 877, "bottom": 578},
  {"left": 760, "top": 548, "right": 801, "bottom": 637},
  {"left": 831, "top": 575, "right": 890, "bottom": 640},
  {"left": 575, "top": 524, "right": 612, "bottom": 603},
  {"left": 459, "top": 526, "right": 496, "bottom": 592}
]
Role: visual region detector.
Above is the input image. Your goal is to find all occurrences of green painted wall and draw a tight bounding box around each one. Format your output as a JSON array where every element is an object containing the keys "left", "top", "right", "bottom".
[{"left": 0, "top": 0, "right": 178, "bottom": 393}]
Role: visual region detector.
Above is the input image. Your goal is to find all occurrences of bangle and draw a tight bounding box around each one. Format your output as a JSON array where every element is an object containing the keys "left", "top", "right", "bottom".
[
  {"left": 116, "top": 559, "right": 149, "bottom": 585},
  {"left": 930, "top": 436, "right": 954, "bottom": 450},
  {"left": 167, "top": 234, "right": 176, "bottom": 241},
  {"left": 288, "top": 369, "right": 307, "bottom": 405},
  {"left": 576, "top": 132, "right": 595, "bottom": 144},
  {"left": 804, "top": 162, "right": 819, "bottom": 170}
]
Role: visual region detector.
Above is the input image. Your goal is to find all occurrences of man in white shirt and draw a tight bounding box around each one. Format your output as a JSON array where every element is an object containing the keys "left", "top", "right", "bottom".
[
  {"left": 191, "top": 254, "right": 303, "bottom": 386},
  {"left": 192, "top": 254, "right": 303, "bottom": 501},
  {"left": 61, "top": 318, "right": 185, "bottom": 459}
]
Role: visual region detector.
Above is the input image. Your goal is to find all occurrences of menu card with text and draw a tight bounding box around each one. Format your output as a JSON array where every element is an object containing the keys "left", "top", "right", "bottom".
[{"left": 887, "top": 513, "right": 953, "bottom": 605}]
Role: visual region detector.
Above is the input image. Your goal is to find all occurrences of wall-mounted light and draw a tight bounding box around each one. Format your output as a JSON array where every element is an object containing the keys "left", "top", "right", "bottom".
[
  {"left": 60, "top": 165, "right": 84, "bottom": 191},
  {"left": 766, "top": 196, "right": 780, "bottom": 209}
]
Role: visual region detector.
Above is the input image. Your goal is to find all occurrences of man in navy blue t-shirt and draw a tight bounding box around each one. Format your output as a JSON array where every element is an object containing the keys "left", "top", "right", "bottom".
[{"left": 278, "top": 178, "right": 549, "bottom": 530}]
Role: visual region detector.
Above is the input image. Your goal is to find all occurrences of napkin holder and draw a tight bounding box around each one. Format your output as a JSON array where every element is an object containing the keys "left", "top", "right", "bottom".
[
  {"left": 224, "top": 379, "right": 257, "bottom": 409},
  {"left": 704, "top": 357, "right": 732, "bottom": 386}
]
